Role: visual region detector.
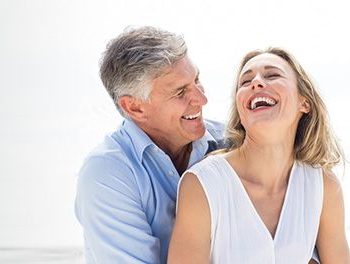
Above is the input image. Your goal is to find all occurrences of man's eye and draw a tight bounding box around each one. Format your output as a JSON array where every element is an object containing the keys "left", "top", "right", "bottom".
[{"left": 176, "top": 89, "right": 186, "bottom": 97}]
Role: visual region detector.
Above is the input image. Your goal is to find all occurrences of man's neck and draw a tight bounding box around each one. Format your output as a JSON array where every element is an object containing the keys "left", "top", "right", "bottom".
[
  {"left": 169, "top": 143, "right": 193, "bottom": 176},
  {"left": 133, "top": 120, "right": 194, "bottom": 175}
]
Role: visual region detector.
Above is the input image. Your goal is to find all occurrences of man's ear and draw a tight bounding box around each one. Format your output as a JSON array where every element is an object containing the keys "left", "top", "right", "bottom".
[
  {"left": 300, "top": 97, "right": 311, "bottom": 114},
  {"left": 118, "top": 96, "right": 148, "bottom": 122}
]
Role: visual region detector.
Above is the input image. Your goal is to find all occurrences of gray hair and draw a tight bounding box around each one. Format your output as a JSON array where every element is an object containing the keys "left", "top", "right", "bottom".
[{"left": 100, "top": 26, "right": 188, "bottom": 117}]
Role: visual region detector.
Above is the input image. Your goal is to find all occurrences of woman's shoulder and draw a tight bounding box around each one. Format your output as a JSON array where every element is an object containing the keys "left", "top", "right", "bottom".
[
  {"left": 181, "top": 154, "right": 233, "bottom": 199},
  {"left": 180, "top": 171, "right": 206, "bottom": 196},
  {"left": 322, "top": 169, "right": 343, "bottom": 204},
  {"left": 188, "top": 154, "right": 226, "bottom": 174},
  {"left": 295, "top": 161, "right": 324, "bottom": 181},
  {"left": 315, "top": 169, "right": 349, "bottom": 262},
  {"left": 296, "top": 161, "right": 341, "bottom": 189}
]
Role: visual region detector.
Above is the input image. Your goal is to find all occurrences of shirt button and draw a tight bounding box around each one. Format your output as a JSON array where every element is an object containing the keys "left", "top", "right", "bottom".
[{"left": 168, "top": 171, "right": 175, "bottom": 176}]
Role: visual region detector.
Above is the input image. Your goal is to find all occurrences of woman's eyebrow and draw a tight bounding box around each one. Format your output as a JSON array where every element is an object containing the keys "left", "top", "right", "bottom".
[
  {"left": 240, "top": 69, "right": 253, "bottom": 78},
  {"left": 241, "top": 65, "right": 285, "bottom": 76},
  {"left": 264, "top": 65, "right": 285, "bottom": 73}
]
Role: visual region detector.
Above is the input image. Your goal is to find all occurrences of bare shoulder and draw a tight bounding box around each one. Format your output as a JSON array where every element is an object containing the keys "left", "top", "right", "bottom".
[
  {"left": 317, "top": 169, "right": 350, "bottom": 263},
  {"left": 176, "top": 172, "right": 211, "bottom": 233},
  {"left": 178, "top": 172, "right": 208, "bottom": 211},
  {"left": 168, "top": 172, "right": 211, "bottom": 263},
  {"left": 180, "top": 171, "right": 202, "bottom": 188},
  {"left": 322, "top": 169, "right": 343, "bottom": 202},
  {"left": 320, "top": 169, "right": 345, "bottom": 219}
]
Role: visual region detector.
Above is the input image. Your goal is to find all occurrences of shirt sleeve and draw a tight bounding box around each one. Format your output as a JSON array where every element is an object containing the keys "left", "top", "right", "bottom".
[{"left": 75, "top": 156, "right": 160, "bottom": 264}]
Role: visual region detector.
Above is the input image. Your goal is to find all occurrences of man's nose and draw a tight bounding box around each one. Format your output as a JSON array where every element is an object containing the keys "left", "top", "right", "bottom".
[{"left": 190, "top": 84, "right": 207, "bottom": 106}]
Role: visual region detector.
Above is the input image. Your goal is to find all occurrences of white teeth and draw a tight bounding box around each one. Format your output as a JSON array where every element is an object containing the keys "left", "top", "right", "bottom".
[
  {"left": 182, "top": 112, "right": 201, "bottom": 120},
  {"left": 250, "top": 97, "right": 276, "bottom": 110}
]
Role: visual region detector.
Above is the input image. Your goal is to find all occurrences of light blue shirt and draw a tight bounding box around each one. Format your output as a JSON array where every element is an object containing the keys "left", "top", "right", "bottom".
[{"left": 75, "top": 119, "right": 225, "bottom": 264}]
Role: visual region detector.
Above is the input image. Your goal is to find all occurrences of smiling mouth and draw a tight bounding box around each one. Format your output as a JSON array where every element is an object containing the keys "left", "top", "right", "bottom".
[
  {"left": 182, "top": 112, "right": 201, "bottom": 120},
  {"left": 249, "top": 97, "right": 277, "bottom": 110}
]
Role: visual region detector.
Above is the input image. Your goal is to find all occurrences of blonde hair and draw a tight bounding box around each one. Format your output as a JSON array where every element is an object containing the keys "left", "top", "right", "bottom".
[{"left": 226, "top": 47, "right": 343, "bottom": 170}]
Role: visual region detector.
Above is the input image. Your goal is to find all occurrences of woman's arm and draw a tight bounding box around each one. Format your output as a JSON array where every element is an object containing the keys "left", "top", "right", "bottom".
[
  {"left": 168, "top": 172, "right": 211, "bottom": 264},
  {"left": 316, "top": 170, "right": 350, "bottom": 263}
]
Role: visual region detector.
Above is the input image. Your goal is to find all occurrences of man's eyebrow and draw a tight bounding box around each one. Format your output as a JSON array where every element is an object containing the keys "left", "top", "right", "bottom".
[
  {"left": 170, "top": 82, "right": 188, "bottom": 96},
  {"left": 171, "top": 68, "right": 200, "bottom": 93}
]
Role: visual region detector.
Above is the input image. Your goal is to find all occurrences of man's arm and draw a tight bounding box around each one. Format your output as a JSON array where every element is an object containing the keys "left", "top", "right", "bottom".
[
  {"left": 75, "top": 156, "right": 160, "bottom": 264},
  {"left": 316, "top": 170, "right": 350, "bottom": 263}
]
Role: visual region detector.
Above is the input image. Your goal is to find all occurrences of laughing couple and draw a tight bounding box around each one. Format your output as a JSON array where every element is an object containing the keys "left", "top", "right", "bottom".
[{"left": 75, "top": 26, "right": 349, "bottom": 264}]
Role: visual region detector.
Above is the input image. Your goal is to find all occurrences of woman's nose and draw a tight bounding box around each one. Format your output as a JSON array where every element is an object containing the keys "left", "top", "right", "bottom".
[{"left": 250, "top": 75, "right": 265, "bottom": 90}]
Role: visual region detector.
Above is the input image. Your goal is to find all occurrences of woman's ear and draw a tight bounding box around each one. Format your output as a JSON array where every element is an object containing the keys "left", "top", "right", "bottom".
[
  {"left": 118, "top": 96, "right": 148, "bottom": 122},
  {"left": 300, "top": 97, "right": 311, "bottom": 114}
]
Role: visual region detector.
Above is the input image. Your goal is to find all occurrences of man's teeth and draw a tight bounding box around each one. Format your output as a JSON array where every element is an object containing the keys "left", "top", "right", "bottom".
[
  {"left": 251, "top": 97, "right": 276, "bottom": 110},
  {"left": 182, "top": 112, "right": 201, "bottom": 120}
]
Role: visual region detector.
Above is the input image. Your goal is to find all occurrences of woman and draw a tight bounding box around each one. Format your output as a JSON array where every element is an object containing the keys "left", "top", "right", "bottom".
[{"left": 168, "top": 48, "right": 349, "bottom": 263}]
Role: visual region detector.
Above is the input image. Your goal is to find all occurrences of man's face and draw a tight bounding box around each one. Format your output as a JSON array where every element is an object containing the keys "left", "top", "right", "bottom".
[{"left": 140, "top": 56, "right": 207, "bottom": 153}]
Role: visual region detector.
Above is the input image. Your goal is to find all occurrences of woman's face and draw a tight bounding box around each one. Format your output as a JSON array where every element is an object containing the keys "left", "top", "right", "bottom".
[{"left": 235, "top": 53, "right": 309, "bottom": 136}]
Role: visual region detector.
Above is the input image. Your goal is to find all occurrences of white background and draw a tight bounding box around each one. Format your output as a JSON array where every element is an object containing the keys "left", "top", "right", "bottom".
[{"left": 1, "top": 0, "right": 349, "bottom": 248}]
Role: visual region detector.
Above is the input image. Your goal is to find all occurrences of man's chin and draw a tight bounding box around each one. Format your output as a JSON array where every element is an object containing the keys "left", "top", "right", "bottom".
[{"left": 189, "top": 126, "right": 206, "bottom": 141}]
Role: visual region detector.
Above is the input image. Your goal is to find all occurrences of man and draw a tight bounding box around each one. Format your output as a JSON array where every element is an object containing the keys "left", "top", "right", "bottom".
[{"left": 75, "top": 26, "right": 225, "bottom": 263}]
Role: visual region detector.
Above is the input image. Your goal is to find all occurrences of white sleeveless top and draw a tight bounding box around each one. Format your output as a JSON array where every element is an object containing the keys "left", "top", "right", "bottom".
[{"left": 180, "top": 155, "right": 323, "bottom": 264}]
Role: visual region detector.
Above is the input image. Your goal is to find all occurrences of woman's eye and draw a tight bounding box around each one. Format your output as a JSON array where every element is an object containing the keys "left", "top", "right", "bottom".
[
  {"left": 240, "top": 79, "right": 251, "bottom": 86},
  {"left": 266, "top": 73, "right": 280, "bottom": 79}
]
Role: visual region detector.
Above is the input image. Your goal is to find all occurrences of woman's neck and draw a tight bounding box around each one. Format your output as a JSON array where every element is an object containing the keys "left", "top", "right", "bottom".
[{"left": 227, "top": 136, "right": 295, "bottom": 193}]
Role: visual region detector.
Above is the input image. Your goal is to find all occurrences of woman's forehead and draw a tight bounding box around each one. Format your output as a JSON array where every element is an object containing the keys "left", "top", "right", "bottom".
[{"left": 240, "top": 53, "right": 292, "bottom": 75}]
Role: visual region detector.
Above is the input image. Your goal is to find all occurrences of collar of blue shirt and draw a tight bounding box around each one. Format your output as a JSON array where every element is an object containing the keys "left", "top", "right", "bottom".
[{"left": 120, "top": 119, "right": 215, "bottom": 165}]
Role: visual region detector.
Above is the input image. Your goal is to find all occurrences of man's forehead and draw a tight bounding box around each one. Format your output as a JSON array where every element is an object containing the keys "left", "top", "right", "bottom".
[
  {"left": 151, "top": 58, "right": 198, "bottom": 90},
  {"left": 163, "top": 57, "right": 197, "bottom": 76}
]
